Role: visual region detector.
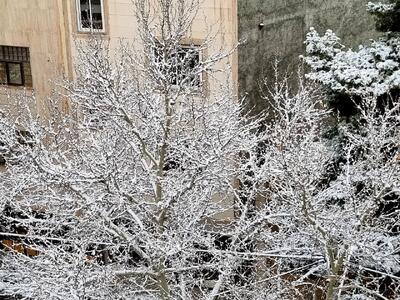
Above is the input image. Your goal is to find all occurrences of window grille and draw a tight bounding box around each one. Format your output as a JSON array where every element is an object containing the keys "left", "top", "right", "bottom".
[{"left": 0, "top": 46, "right": 30, "bottom": 62}]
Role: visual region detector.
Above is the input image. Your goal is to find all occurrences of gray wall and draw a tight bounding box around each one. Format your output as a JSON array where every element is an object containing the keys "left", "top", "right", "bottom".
[{"left": 238, "top": 0, "right": 379, "bottom": 114}]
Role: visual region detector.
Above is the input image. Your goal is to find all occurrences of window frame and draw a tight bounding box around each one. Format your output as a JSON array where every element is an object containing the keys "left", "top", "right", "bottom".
[
  {"left": 76, "top": 0, "right": 106, "bottom": 33},
  {"left": 154, "top": 43, "right": 203, "bottom": 91},
  {"left": 0, "top": 62, "right": 6, "bottom": 84},
  {"left": 0, "top": 46, "right": 30, "bottom": 87},
  {"left": 5, "top": 62, "right": 24, "bottom": 86}
]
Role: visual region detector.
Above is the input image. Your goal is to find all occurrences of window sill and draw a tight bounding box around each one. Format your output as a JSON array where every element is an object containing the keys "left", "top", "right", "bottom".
[
  {"left": 75, "top": 29, "right": 108, "bottom": 36},
  {"left": 0, "top": 85, "right": 34, "bottom": 92}
]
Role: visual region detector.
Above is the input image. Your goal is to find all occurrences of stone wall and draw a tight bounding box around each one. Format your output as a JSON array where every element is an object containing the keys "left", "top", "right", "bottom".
[{"left": 238, "top": 0, "right": 380, "bottom": 114}]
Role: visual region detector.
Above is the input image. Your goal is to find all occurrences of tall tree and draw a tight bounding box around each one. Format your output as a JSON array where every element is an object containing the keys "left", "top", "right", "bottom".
[
  {"left": 0, "top": 1, "right": 399, "bottom": 299},
  {"left": 299, "top": 2, "right": 400, "bottom": 299},
  {"left": 0, "top": 1, "right": 266, "bottom": 299}
]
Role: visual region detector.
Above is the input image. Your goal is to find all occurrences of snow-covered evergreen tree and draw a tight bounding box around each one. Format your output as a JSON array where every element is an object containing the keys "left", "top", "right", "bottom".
[{"left": 303, "top": 1, "right": 399, "bottom": 115}]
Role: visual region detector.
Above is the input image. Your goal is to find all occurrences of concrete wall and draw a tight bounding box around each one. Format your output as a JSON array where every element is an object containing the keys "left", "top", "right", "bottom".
[{"left": 238, "top": 0, "right": 380, "bottom": 114}]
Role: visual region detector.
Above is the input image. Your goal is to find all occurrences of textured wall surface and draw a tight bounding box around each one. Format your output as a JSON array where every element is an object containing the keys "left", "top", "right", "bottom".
[
  {"left": 238, "top": 0, "right": 380, "bottom": 114},
  {"left": 0, "top": 0, "right": 67, "bottom": 115}
]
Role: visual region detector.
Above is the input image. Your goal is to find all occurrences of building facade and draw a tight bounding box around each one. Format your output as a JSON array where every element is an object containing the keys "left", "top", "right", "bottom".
[{"left": 0, "top": 0, "right": 238, "bottom": 115}]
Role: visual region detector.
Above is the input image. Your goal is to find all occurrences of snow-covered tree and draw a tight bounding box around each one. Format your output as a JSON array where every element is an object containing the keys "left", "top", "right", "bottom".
[
  {"left": 297, "top": 2, "right": 400, "bottom": 299},
  {"left": 367, "top": 0, "right": 400, "bottom": 33},
  {"left": 1, "top": 1, "right": 399, "bottom": 299},
  {"left": 0, "top": 1, "right": 267, "bottom": 299},
  {"left": 260, "top": 76, "right": 400, "bottom": 299},
  {"left": 303, "top": 1, "right": 400, "bottom": 116}
]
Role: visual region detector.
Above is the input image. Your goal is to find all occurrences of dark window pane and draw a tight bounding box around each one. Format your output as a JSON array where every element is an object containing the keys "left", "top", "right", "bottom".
[
  {"left": 80, "top": 0, "right": 91, "bottom": 29},
  {"left": 91, "top": 0, "right": 103, "bottom": 30},
  {"left": 91, "top": 14, "right": 103, "bottom": 29},
  {"left": 80, "top": 0, "right": 90, "bottom": 8},
  {"left": 176, "top": 46, "right": 200, "bottom": 86},
  {"left": 4, "top": 47, "right": 10, "bottom": 60},
  {"left": 187, "top": 48, "right": 200, "bottom": 86},
  {"left": 7, "top": 63, "right": 23, "bottom": 85},
  {"left": 23, "top": 62, "right": 32, "bottom": 87}
]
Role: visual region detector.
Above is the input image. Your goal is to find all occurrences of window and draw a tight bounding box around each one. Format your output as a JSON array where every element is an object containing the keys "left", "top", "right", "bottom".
[
  {"left": 154, "top": 44, "right": 202, "bottom": 88},
  {"left": 76, "top": 0, "right": 105, "bottom": 32},
  {"left": 0, "top": 46, "right": 32, "bottom": 87}
]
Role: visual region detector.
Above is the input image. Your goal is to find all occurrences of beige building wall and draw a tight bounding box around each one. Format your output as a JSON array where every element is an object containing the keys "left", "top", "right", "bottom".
[
  {"left": 0, "top": 0, "right": 67, "bottom": 114},
  {"left": 68, "top": 0, "right": 238, "bottom": 96},
  {"left": 0, "top": 0, "right": 238, "bottom": 114}
]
